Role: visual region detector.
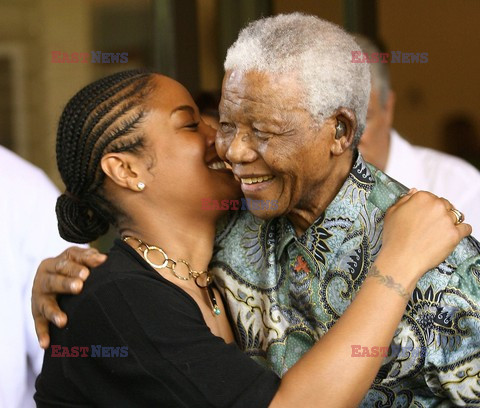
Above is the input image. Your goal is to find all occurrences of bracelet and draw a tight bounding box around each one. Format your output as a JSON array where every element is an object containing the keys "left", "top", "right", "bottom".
[{"left": 367, "top": 264, "right": 411, "bottom": 301}]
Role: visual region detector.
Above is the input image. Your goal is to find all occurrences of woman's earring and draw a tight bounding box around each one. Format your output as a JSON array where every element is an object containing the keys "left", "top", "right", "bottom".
[{"left": 137, "top": 182, "right": 145, "bottom": 191}]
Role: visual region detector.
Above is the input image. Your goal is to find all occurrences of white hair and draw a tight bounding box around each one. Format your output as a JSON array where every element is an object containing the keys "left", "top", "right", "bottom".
[{"left": 224, "top": 13, "right": 371, "bottom": 146}]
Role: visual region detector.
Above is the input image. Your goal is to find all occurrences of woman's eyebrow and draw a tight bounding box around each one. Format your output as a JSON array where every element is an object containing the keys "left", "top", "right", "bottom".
[{"left": 170, "top": 105, "right": 195, "bottom": 117}]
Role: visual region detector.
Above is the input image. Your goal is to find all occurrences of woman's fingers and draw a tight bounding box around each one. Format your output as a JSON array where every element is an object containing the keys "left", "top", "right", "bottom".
[
  {"left": 392, "top": 188, "right": 418, "bottom": 208},
  {"left": 455, "top": 220, "right": 472, "bottom": 238},
  {"left": 381, "top": 190, "right": 471, "bottom": 278},
  {"left": 436, "top": 197, "right": 471, "bottom": 237}
]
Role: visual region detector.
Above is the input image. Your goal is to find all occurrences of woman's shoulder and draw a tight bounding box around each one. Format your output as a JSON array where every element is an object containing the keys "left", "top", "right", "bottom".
[
  {"left": 59, "top": 239, "right": 196, "bottom": 319},
  {"left": 78, "top": 239, "right": 158, "bottom": 290}
]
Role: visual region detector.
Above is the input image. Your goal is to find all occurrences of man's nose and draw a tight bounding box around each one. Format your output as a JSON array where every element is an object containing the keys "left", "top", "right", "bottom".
[{"left": 224, "top": 132, "right": 257, "bottom": 164}]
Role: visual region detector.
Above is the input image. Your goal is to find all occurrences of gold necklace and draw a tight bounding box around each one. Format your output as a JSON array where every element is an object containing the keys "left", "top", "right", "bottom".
[{"left": 123, "top": 236, "right": 221, "bottom": 316}]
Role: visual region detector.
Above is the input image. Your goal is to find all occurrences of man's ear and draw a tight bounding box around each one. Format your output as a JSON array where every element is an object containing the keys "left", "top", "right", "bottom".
[
  {"left": 101, "top": 153, "right": 141, "bottom": 191},
  {"left": 330, "top": 108, "right": 357, "bottom": 156}
]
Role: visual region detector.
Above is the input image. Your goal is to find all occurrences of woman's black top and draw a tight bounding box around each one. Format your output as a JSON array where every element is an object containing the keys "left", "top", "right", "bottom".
[{"left": 34, "top": 239, "right": 280, "bottom": 407}]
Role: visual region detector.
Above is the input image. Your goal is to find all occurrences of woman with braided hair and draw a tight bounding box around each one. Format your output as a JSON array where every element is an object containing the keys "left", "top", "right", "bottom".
[{"left": 34, "top": 69, "right": 469, "bottom": 407}]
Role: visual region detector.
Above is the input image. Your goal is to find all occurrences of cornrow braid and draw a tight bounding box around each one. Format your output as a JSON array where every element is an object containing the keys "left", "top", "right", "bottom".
[{"left": 56, "top": 69, "right": 156, "bottom": 243}]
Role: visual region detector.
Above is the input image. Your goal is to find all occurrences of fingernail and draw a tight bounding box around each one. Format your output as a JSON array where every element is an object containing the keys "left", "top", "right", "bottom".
[
  {"left": 54, "top": 316, "right": 62, "bottom": 326},
  {"left": 39, "top": 338, "right": 47, "bottom": 349},
  {"left": 95, "top": 254, "right": 107, "bottom": 261},
  {"left": 71, "top": 281, "right": 80, "bottom": 291},
  {"left": 79, "top": 269, "right": 89, "bottom": 279}
]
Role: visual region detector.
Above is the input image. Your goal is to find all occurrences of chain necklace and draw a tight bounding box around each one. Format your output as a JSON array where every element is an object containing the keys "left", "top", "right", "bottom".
[{"left": 123, "top": 236, "right": 221, "bottom": 316}]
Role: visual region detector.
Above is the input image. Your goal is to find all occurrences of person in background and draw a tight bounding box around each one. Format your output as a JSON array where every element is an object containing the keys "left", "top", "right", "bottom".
[
  {"left": 442, "top": 113, "right": 480, "bottom": 170},
  {"left": 195, "top": 90, "right": 222, "bottom": 129},
  {"left": 355, "top": 35, "right": 480, "bottom": 235},
  {"left": 0, "top": 145, "right": 94, "bottom": 408}
]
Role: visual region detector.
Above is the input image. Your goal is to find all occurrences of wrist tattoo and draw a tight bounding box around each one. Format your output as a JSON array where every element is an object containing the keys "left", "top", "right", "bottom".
[{"left": 368, "top": 265, "right": 411, "bottom": 301}]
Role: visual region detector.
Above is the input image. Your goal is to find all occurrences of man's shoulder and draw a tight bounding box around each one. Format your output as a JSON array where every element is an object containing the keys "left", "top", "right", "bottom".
[
  {"left": 366, "top": 164, "right": 409, "bottom": 212},
  {"left": 448, "top": 236, "right": 480, "bottom": 272}
]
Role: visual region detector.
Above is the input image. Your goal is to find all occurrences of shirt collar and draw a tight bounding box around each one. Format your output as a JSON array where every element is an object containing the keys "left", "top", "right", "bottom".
[{"left": 275, "top": 152, "right": 376, "bottom": 261}]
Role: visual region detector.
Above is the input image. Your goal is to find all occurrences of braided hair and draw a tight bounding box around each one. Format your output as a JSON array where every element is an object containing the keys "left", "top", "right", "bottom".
[{"left": 56, "top": 69, "right": 155, "bottom": 243}]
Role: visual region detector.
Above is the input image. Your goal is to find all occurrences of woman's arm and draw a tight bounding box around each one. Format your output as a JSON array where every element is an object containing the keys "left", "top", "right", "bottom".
[
  {"left": 270, "top": 191, "right": 472, "bottom": 407},
  {"left": 271, "top": 259, "right": 414, "bottom": 407},
  {"left": 32, "top": 191, "right": 471, "bottom": 407}
]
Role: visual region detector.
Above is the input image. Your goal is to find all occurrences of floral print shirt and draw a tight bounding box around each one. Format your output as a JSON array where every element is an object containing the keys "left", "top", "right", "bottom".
[{"left": 212, "top": 153, "right": 480, "bottom": 407}]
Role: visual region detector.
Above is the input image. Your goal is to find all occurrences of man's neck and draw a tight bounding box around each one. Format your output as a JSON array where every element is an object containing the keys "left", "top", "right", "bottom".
[{"left": 287, "top": 153, "right": 354, "bottom": 236}]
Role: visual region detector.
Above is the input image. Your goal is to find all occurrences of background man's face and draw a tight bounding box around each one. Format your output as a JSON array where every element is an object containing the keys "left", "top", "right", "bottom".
[
  {"left": 216, "top": 69, "right": 338, "bottom": 219},
  {"left": 358, "top": 89, "right": 395, "bottom": 171}
]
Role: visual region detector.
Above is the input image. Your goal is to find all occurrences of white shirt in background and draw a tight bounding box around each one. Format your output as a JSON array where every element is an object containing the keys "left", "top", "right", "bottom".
[
  {"left": 385, "top": 130, "right": 480, "bottom": 236},
  {"left": 0, "top": 146, "right": 75, "bottom": 408}
]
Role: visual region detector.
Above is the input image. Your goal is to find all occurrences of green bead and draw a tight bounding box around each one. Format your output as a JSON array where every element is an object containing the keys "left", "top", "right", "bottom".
[{"left": 214, "top": 307, "right": 221, "bottom": 315}]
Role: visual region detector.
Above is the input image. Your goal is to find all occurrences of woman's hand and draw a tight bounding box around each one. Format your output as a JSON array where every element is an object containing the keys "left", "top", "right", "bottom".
[
  {"left": 376, "top": 189, "right": 471, "bottom": 293},
  {"left": 31, "top": 247, "right": 106, "bottom": 348}
]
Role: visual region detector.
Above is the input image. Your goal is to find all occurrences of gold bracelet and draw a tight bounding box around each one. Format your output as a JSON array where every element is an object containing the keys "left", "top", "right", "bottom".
[{"left": 367, "top": 264, "right": 411, "bottom": 301}]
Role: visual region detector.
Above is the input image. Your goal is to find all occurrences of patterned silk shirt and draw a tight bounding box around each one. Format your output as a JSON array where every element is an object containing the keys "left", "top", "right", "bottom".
[{"left": 211, "top": 153, "right": 480, "bottom": 407}]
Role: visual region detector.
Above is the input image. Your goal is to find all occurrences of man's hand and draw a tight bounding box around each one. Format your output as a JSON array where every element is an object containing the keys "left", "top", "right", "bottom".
[{"left": 31, "top": 247, "right": 107, "bottom": 349}]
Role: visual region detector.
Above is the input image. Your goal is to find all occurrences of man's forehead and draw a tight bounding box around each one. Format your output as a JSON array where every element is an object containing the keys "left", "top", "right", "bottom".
[
  {"left": 221, "top": 69, "right": 304, "bottom": 111},
  {"left": 223, "top": 69, "right": 299, "bottom": 89}
]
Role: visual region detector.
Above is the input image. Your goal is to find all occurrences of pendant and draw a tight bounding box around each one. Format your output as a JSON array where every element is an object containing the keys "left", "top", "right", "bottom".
[
  {"left": 206, "top": 282, "right": 221, "bottom": 316},
  {"left": 195, "top": 274, "right": 221, "bottom": 316}
]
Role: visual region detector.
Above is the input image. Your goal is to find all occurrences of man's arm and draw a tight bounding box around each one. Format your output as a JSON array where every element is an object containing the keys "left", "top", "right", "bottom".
[{"left": 32, "top": 191, "right": 471, "bottom": 349}]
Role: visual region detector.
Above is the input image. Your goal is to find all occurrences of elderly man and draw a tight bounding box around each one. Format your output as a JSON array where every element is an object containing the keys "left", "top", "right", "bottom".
[
  {"left": 355, "top": 35, "right": 480, "bottom": 235},
  {"left": 33, "top": 13, "right": 480, "bottom": 407},
  {"left": 211, "top": 14, "right": 480, "bottom": 407}
]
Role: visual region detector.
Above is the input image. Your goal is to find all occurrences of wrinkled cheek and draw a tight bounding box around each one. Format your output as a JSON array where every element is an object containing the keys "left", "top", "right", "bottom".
[
  {"left": 275, "top": 177, "right": 291, "bottom": 205},
  {"left": 214, "top": 133, "right": 228, "bottom": 158}
]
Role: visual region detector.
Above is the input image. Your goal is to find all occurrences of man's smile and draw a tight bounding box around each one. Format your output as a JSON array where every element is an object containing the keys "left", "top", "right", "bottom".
[{"left": 240, "top": 175, "right": 274, "bottom": 185}]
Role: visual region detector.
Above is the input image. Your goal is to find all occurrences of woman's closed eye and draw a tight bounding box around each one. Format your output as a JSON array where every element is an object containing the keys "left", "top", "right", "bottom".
[{"left": 185, "top": 122, "right": 200, "bottom": 130}]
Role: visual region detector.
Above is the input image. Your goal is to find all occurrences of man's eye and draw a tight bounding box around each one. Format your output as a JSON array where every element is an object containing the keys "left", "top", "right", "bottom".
[{"left": 253, "top": 128, "right": 271, "bottom": 138}]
